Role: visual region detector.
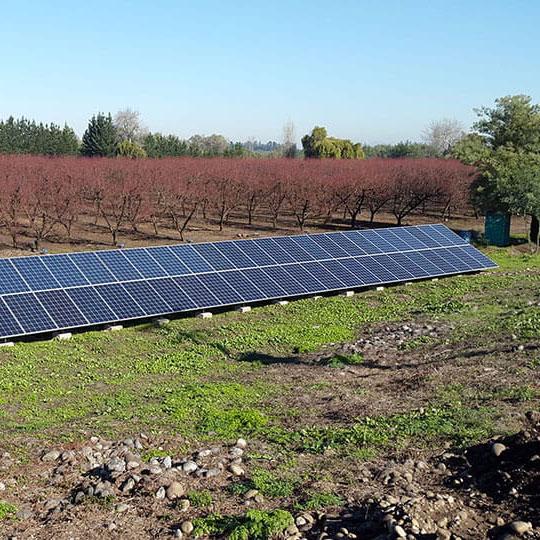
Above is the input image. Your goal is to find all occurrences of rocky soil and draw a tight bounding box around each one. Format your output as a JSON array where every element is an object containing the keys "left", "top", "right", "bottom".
[{"left": 1, "top": 413, "right": 538, "bottom": 539}]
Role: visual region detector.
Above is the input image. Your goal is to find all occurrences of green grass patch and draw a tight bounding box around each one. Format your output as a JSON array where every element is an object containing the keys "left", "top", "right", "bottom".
[
  {"left": 267, "top": 400, "right": 495, "bottom": 455},
  {"left": 188, "top": 490, "right": 213, "bottom": 508},
  {"left": 399, "top": 335, "right": 436, "bottom": 351},
  {"left": 296, "top": 491, "right": 343, "bottom": 510},
  {"left": 325, "top": 352, "right": 364, "bottom": 368},
  {"left": 193, "top": 509, "right": 293, "bottom": 540},
  {"left": 250, "top": 468, "right": 297, "bottom": 498},
  {"left": 0, "top": 501, "right": 17, "bottom": 520}
]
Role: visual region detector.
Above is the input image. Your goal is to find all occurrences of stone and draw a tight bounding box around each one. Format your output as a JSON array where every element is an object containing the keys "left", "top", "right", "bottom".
[
  {"left": 127, "top": 460, "right": 140, "bottom": 470},
  {"left": 508, "top": 521, "right": 532, "bottom": 536},
  {"left": 229, "top": 464, "right": 244, "bottom": 476},
  {"left": 181, "top": 521, "right": 194, "bottom": 535},
  {"left": 174, "top": 530, "right": 184, "bottom": 539},
  {"left": 296, "top": 516, "right": 307, "bottom": 526},
  {"left": 235, "top": 438, "right": 247, "bottom": 449},
  {"left": 42, "top": 450, "right": 61, "bottom": 462},
  {"left": 491, "top": 442, "right": 507, "bottom": 457},
  {"left": 115, "top": 503, "right": 129, "bottom": 513},
  {"left": 156, "top": 486, "right": 166, "bottom": 499},
  {"left": 205, "top": 467, "right": 221, "bottom": 478},
  {"left": 182, "top": 460, "right": 198, "bottom": 473},
  {"left": 105, "top": 324, "right": 123, "bottom": 331},
  {"left": 0, "top": 482, "right": 5, "bottom": 491},
  {"left": 394, "top": 525, "right": 407, "bottom": 538},
  {"left": 121, "top": 477, "right": 136, "bottom": 493},
  {"left": 166, "top": 481, "right": 185, "bottom": 500},
  {"left": 16, "top": 507, "right": 33, "bottom": 520},
  {"left": 107, "top": 457, "right": 126, "bottom": 473},
  {"left": 178, "top": 499, "right": 190, "bottom": 512},
  {"left": 44, "top": 499, "right": 61, "bottom": 511},
  {"left": 162, "top": 456, "right": 173, "bottom": 469},
  {"left": 245, "top": 489, "right": 259, "bottom": 500},
  {"left": 230, "top": 447, "right": 244, "bottom": 458}
]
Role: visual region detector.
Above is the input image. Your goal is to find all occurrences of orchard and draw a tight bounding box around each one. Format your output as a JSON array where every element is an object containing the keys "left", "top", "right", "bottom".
[{"left": 0, "top": 155, "right": 476, "bottom": 248}]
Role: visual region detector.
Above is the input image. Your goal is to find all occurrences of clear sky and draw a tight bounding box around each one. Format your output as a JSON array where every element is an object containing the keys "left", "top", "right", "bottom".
[{"left": 1, "top": 0, "right": 539, "bottom": 144}]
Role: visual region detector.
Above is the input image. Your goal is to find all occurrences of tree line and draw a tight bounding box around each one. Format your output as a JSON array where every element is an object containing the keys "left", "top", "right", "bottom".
[{"left": 0, "top": 156, "right": 473, "bottom": 249}]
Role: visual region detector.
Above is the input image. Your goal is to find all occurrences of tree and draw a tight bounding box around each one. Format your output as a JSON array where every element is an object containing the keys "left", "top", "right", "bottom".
[
  {"left": 116, "top": 140, "right": 147, "bottom": 158},
  {"left": 302, "top": 126, "right": 364, "bottom": 159},
  {"left": 473, "top": 95, "right": 540, "bottom": 152},
  {"left": 461, "top": 95, "right": 540, "bottom": 245},
  {"left": 422, "top": 119, "right": 464, "bottom": 155},
  {"left": 0, "top": 116, "right": 79, "bottom": 155},
  {"left": 143, "top": 133, "right": 189, "bottom": 157},
  {"left": 81, "top": 113, "right": 117, "bottom": 157},
  {"left": 282, "top": 120, "right": 297, "bottom": 158},
  {"left": 113, "top": 108, "right": 148, "bottom": 143},
  {"left": 450, "top": 133, "right": 491, "bottom": 165}
]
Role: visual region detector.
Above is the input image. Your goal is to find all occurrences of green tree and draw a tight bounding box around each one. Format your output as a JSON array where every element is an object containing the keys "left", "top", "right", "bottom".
[
  {"left": 464, "top": 95, "right": 540, "bottom": 246},
  {"left": 301, "top": 126, "right": 364, "bottom": 159},
  {"left": 0, "top": 116, "right": 79, "bottom": 155},
  {"left": 450, "top": 133, "right": 491, "bottom": 165},
  {"left": 116, "top": 139, "right": 147, "bottom": 158},
  {"left": 473, "top": 95, "right": 540, "bottom": 152},
  {"left": 81, "top": 113, "right": 117, "bottom": 157},
  {"left": 142, "top": 133, "right": 189, "bottom": 157}
]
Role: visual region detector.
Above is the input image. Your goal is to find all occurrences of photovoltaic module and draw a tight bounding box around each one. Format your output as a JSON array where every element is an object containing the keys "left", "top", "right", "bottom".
[{"left": 0, "top": 224, "right": 496, "bottom": 341}]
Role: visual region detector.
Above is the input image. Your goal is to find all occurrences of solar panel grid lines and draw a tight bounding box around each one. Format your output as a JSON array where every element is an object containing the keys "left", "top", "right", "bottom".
[{"left": 0, "top": 224, "right": 497, "bottom": 340}]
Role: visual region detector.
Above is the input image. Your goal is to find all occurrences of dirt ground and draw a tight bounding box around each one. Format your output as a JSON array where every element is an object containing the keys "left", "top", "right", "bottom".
[{"left": 0, "top": 210, "right": 533, "bottom": 258}]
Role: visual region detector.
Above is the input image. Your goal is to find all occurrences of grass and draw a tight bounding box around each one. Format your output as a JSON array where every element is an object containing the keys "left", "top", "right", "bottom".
[
  {"left": 325, "top": 352, "right": 364, "bottom": 368},
  {"left": 192, "top": 509, "right": 293, "bottom": 540},
  {"left": 188, "top": 490, "right": 213, "bottom": 508},
  {"left": 296, "top": 492, "right": 343, "bottom": 511},
  {"left": 266, "top": 401, "right": 495, "bottom": 456},
  {"left": 0, "top": 246, "right": 537, "bottom": 460},
  {"left": 0, "top": 501, "right": 17, "bottom": 521}
]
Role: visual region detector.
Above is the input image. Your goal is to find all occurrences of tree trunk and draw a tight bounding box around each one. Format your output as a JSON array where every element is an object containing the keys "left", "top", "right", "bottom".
[{"left": 530, "top": 215, "right": 539, "bottom": 249}]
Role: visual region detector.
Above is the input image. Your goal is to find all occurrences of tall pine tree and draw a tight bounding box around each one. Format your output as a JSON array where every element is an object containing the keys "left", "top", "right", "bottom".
[{"left": 81, "top": 113, "right": 117, "bottom": 157}]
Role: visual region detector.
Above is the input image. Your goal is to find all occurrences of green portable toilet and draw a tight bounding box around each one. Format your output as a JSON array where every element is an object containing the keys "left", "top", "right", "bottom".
[{"left": 485, "top": 211, "right": 511, "bottom": 246}]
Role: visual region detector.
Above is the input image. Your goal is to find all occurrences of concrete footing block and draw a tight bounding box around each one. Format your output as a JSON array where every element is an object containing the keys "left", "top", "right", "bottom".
[
  {"left": 431, "top": 278, "right": 439, "bottom": 282},
  {"left": 197, "top": 312, "right": 213, "bottom": 319},
  {"left": 311, "top": 295, "right": 323, "bottom": 300},
  {"left": 342, "top": 290, "right": 354, "bottom": 297},
  {"left": 405, "top": 282, "right": 413, "bottom": 287},
  {"left": 0, "top": 342, "right": 15, "bottom": 347},
  {"left": 273, "top": 300, "right": 289, "bottom": 306},
  {"left": 153, "top": 318, "right": 170, "bottom": 327},
  {"left": 236, "top": 306, "right": 251, "bottom": 313},
  {"left": 105, "top": 324, "right": 123, "bottom": 331},
  {"left": 53, "top": 332, "right": 72, "bottom": 341},
  {"left": 375, "top": 286, "right": 385, "bottom": 291}
]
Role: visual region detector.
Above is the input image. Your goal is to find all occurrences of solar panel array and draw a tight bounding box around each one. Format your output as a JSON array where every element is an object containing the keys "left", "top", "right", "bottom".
[{"left": 0, "top": 224, "right": 496, "bottom": 340}]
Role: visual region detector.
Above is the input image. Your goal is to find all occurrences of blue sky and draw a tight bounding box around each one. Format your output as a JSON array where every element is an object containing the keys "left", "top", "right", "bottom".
[{"left": 1, "top": 0, "right": 538, "bottom": 144}]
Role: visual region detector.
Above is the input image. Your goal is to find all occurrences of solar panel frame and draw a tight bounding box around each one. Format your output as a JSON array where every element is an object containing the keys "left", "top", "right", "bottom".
[{"left": 0, "top": 224, "right": 497, "bottom": 341}]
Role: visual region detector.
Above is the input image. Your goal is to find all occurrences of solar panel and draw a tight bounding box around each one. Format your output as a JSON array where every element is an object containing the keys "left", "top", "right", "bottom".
[{"left": 0, "top": 224, "right": 496, "bottom": 340}]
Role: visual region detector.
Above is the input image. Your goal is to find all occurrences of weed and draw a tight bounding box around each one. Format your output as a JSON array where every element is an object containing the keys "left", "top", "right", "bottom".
[
  {"left": 527, "top": 357, "right": 540, "bottom": 369},
  {"left": 193, "top": 509, "right": 293, "bottom": 540},
  {"left": 399, "top": 335, "right": 435, "bottom": 351},
  {"left": 251, "top": 469, "right": 296, "bottom": 498},
  {"left": 497, "top": 385, "right": 538, "bottom": 402},
  {"left": 268, "top": 404, "right": 494, "bottom": 455},
  {"left": 296, "top": 492, "right": 343, "bottom": 510},
  {"left": 0, "top": 501, "right": 17, "bottom": 520},
  {"left": 325, "top": 353, "right": 364, "bottom": 368},
  {"left": 188, "top": 490, "right": 213, "bottom": 508}
]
